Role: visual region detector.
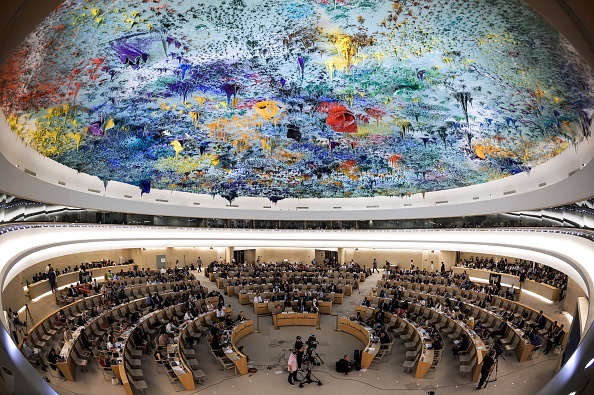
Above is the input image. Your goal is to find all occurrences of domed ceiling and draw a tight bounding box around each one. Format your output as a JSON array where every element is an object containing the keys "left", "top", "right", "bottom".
[{"left": 0, "top": 0, "right": 593, "bottom": 203}]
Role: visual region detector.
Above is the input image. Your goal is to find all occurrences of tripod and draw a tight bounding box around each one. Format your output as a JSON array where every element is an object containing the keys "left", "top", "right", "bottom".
[
  {"left": 23, "top": 304, "right": 35, "bottom": 328},
  {"left": 484, "top": 355, "right": 500, "bottom": 388},
  {"left": 298, "top": 361, "right": 322, "bottom": 387}
]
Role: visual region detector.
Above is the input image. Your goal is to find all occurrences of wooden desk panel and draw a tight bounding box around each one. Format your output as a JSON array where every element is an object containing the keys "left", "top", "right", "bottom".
[
  {"left": 229, "top": 320, "right": 253, "bottom": 375},
  {"left": 253, "top": 302, "right": 270, "bottom": 315},
  {"left": 274, "top": 313, "right": 318, "bottom": 328},
  {"left": 318, "top": 301, "right": 332, "bottom": 315}
]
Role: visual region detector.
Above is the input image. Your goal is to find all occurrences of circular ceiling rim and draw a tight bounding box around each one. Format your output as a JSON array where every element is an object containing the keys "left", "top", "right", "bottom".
[{"left": 0, "top": 0, "right": 593, "bottom": 219}]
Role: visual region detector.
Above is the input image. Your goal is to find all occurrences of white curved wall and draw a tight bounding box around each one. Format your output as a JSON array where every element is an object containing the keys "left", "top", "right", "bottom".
[{"left": 0, "top": 225, "right": 593, "bottom": 395}]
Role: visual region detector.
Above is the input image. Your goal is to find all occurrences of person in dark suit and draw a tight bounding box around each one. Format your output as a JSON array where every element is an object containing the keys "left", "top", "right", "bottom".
[
  {"left": 48, "top": 269, "right": 57, "bottom": 293},
  {"left": 535, "top": 310, "right": 546, "bottom": 329},
  {"left": 477, "top": 349, "right": 496, "bottom": 389},
  {"left": 294, "top": 336, "right": 305, "bottom": 369},
  {"left": 544, "top": 324, "right": 564, "bottom": 354},
  {"left": 453, "top": 334, "right": 469, "bottom": 356}
]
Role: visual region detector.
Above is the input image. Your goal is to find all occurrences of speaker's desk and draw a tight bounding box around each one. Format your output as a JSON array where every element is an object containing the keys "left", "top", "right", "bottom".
[{"left": 273, "top": 312, "right": 319, "bottom": 329}]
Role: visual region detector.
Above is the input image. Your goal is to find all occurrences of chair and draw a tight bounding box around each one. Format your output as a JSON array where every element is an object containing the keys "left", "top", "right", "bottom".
[
  {"left": 218, "top": 356, "right": 238, "bottom": 376},
  {"left": 403, "top": 355, "right": 418, "bottom": 373},
  {"left": 373, "top": 341, "right": 393, "bottom": 364},
  {"left": 428, "top": 349, "right": 443, "bottom": 372},
  {"left": 459, "top": 346, "right": 476, "bottom": 363},
  {"left": 72, "top": 352, "right": 89, "bottom": 372},
  {"left": 448, "top": 326, "right": 462, "bottom": 340},
  {"left": 459, "top": 358, "right": 476, "bottom": 378},
  {"left": 192, "top": 369, "right": 206, "bottom": 385},
  {"left": 187, "top": 325, "right": 202, "bottom": 342},
  {"left": 96, "top": 354, "right": 114, "bottom": 380},
  {"left": 504, "top": 337, "right": 520, "bottom": 355},
  {"left": 42, "top": 321, "right": 57, "bottom": 337},
  {"left": 529, "top": 345, "right": 542, "bottom": 360},
  {"left": 393, "top": 321, "right": 406, "bottom": 335},
  {"left": 129, "top": 377, "right": 148, "bottom": 395}
]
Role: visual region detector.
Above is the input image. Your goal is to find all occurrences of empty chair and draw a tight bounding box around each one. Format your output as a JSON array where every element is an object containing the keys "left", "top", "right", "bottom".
[
  {"left": 187, "top": 325, "right": 202, "bottom": 342},
  {"left": 448, "top": 326, "right": 462, "bottom": 340},
  {"left": 218, "top": 356, "right": 237, "bottom": 376},
  {"left": 129, "top": 377, "right": 148, "bottom": 395},
  {"left": 42, "top": 321, "right": 57, "bottom": 337},
  {"left": 403, "top": 355, "right": 418, "bottom": 374},
  {"left": 459, "top": 358, "right": 476, "bottom": 378},
  {"left": 72, "top": 352, "right": 88, "bottom": 372},
  {"left": 504, "top": 337, "right": 520, "bottom": 355},
  {"left": 181, "top": 337, "right": 195, "bottom": 356}
]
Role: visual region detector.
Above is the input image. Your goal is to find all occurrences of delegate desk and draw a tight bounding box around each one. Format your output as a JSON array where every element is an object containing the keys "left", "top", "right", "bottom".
[
  {"left": 397, "top": 317, "right": 434, "bottom": 379},
  {"left": 227, "top": 319, "right": 254, "bottom": 375},
  {"left": 339, "top": 317, "right": 379, "bottom": 369},
  {"left": 273, "top": 312, "right": 319, "bottom": 329},
  {"left": 253, "top": 301, "right": 270, "bottom": 315}
]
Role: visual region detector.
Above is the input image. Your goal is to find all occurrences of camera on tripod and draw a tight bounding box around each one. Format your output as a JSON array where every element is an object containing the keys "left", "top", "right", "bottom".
[
  {"left": 303, "top": 334, "right": 321, "bottom": 366},
  {"left": 306, "top": 334, "right": 318, "bottom": 349},
  {"left": 492, "top": 344, "right": 505, "bottom": 360}
]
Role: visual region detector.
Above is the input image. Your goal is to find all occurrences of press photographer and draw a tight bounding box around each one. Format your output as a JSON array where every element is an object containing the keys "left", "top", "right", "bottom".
[{"left": 336, "top": 354, "right": 354, "bottom": 375}]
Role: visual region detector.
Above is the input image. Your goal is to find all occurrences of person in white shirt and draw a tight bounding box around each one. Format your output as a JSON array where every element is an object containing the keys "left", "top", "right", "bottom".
[
  {"left": 22, "top": 340, "right": 48, "bottom": 371},
  {"left": 253, "top": 294, "right": 263, "bottom": 303},
  {"left": 184, "top": 310, "right": 194, "bottom": 321},
  {"left": 216, "top": 307, "right": 226, "bottom": 322},
  {"left": 45, "top": 264, "right": 52, "bottom": 274},
  {"left": 166, "top": 319, "right": 178, "bottom": 334}
]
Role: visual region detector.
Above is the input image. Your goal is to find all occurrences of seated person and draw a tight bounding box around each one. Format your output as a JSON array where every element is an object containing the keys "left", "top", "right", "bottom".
[
  {"left": 224, "top": 314, "right": 235, "bottom": 328},
  {"left": 210, "top": 333, "right": 224, "bottom": 357},
  {"left": 47, "top": 348, "right": 66, "bottom": 378},
  {"left": 165, "top": 318, "right": 178, "bottom": 334},
  {"left": 452, "top": 334, "right": 469, "bottom": 356},
  {"left": 98, "top": 351, "right": 117, "bottom": 368},
  {"left": 154, "top": 348, "right": 172, "bottom": 370},
  {"left": 353, "top": 312, "right": 364, "bottom": 323},
  {"left": 336, "top": 354, "right": 354, "bottom": 375},
  {"left": 531, "top": 332, "right": 543, "bottom": 349},
  {"left": 379, "top": 330, "right": 391, "bottom": 345},
  {"left": 157, "top": 331, "right": 169, "bottom": 347},
  {"left": 236, "top": 311, "right": 247, "bottom": 322},
  {"left": 431, "top": 335, "right": 444, "bottom": 351},
  {"left": 21, "top": 339, "right": 47, "bottom": 371}
]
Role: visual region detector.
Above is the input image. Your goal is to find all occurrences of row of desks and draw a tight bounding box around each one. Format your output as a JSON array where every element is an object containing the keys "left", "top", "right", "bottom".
[
  {"left": 253, "top": 301, "right": 332, "bottom": 315},
  {"left": 451, "top": 267, "right": 560, "bottom": 301}
]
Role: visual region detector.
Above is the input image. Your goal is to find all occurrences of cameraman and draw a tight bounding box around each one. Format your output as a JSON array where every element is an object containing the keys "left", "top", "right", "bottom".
[
  {"left": 477, "top": 349, "right": 496, "bottom": 389},
  {"left": 294, "top": 336, "right": 305, "bottom": 370},
  {"left": 337, "top": 354, "right": 353, "bottom": 375}
]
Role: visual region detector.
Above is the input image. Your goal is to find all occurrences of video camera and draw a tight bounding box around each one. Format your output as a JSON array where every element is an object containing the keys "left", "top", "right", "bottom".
[
  {"left": 303, "top": 334, "right": 321, "bottom": 366},
  {"left": 492, "top": 344, "right": 505, "bottom": 360},
  {"left": 306, "top": 334, "right": 318, "bottom": 349}
]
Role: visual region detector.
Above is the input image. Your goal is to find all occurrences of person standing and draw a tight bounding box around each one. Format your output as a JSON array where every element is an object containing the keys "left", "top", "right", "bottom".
[
  {"left": 8, "top": 312, "right": 18, "bottom": 343},
  {"left": 288, "top": 348, "right": 298, "bottom": 386},
  {"left": 48, "top": 268, "right": 57, "bottom": 293},
  {"left": 440, "top": 262, "right": 445, "bottom": 273},
  {"left": 294, "top": 336, "right": 305, "bottom": 369},
  {"left": 430, "top": 261, "right": 435, "bottom": 272},
  {"left": 197, "top": 257, "right": 202, "bottom": 272},
  {"left": 476, "top": 349, "right": 495, "bottom": 389},
  {"left": 372, "top": 258, "right": 378, "bottom": 273},
  {"left": 519, "top": 270, "right": 526, "bottom": 288}
]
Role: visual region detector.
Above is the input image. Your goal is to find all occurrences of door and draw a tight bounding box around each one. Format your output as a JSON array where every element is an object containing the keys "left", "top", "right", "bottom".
[{"left": 156, "top": 255, "right": 166, "bottom": 269}]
